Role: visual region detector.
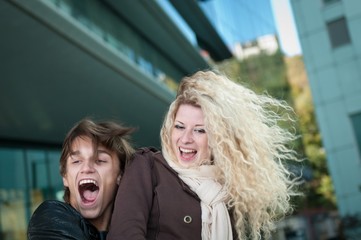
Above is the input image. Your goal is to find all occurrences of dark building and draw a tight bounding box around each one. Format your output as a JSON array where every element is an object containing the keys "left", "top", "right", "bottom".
[{"left": 0, "top": 0, "right": 231, "bottom": 238}]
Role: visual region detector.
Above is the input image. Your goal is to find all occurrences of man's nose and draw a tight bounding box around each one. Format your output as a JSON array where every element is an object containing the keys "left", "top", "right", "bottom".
[{"left": 81, "top": 160, "right": 95, "bottom": 173}]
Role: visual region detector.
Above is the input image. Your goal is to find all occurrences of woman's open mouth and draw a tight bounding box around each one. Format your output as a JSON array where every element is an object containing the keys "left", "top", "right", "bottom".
[{"left": 179, "top": 147, "right": 197, "bottom": 160}]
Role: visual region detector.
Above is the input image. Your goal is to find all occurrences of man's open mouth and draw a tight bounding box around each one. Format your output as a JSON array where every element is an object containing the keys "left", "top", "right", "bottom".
[{"left": 78, "top": 179, "right": 99, "bottom": 204}]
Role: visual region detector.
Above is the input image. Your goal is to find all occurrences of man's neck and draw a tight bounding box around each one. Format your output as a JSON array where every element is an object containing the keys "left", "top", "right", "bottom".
[{"left": 89, "top": 217, "right": 109, "bottom": 232}]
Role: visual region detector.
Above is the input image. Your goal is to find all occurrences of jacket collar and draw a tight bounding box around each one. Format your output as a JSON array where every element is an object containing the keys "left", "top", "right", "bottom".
[{"left": 139, "top": 147, "right": 200, "bottom": 200}]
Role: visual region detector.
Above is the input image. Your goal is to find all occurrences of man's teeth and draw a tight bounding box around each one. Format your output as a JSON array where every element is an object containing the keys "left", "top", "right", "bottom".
[{"left": 79, "top": 179, "right": 98, "bottom": 186}]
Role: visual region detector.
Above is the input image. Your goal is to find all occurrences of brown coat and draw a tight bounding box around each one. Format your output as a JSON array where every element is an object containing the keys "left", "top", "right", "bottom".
[{"left": 107, "top": 147, "right": 202, "bottom": 240}]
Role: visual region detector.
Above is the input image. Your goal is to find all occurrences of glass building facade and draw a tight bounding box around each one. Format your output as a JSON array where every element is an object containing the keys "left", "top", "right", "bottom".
[
  {"left": 0, "top": 147, "right": 62, "bottom": 239},
  {"left": 0, "top": 0, "right": 232, "bottom": 239},
  {"left": 45, "top": 0, "right": 185, "bottom": 90}
]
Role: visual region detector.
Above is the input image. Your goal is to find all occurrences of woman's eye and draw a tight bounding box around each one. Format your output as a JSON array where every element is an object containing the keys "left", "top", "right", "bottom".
[
  {"left": 96, "top": 159, "right": 107, "bottom": 163},
  {"left": 174, "top": 124, "right": 184, "bottom": 130},
  {"left": 194, "top": 128, "right": 206, "bottom": 134},
  {"left": 71, "top": 160, "right": 80, "bottom": 164}
]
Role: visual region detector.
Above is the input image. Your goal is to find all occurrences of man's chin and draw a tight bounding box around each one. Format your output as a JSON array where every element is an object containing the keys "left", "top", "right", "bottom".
[{"left": 79, "top": 207, "right": 101, "bottom": 220}]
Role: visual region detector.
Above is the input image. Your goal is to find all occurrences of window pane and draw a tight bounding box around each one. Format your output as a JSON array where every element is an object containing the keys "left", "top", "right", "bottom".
[
  {"left": 351, "top": 112, "right": 361, "bottom": 157},
  {"left": 0, "top": 148, "right": 62, "bottom": 240},
  {"left": 323, "top": 0, "right": 340, "bottom": 5},
  {"left": 0, "top": 148, "right": 28, "bottom": 240},
  {"left": 327, "top": 17, "right": 351, "bottom": 48}
]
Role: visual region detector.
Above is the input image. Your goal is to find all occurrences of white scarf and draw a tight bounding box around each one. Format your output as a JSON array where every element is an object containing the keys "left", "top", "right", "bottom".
[{"left": 168, "top": 161, "right": 233, "bottom": 240}]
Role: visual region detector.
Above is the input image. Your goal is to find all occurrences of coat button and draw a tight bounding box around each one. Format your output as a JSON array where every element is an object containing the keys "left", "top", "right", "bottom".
[{"left": 184, "top": 215, "right": 192, "bottom": 223}]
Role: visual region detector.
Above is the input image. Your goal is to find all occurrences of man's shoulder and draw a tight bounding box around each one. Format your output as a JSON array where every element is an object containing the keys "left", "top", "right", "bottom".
[
  {"left": 36, "top": 199, "right": 68, "bottom": 208},
  {"left": 35, "top": 200, "right": 76, "bottom": 212},
  {"left": 28, "top": 200, "right": 99, "bottom": 239},
  {"left": 31, "top": 200, "right": 80, "bottom": 222}
]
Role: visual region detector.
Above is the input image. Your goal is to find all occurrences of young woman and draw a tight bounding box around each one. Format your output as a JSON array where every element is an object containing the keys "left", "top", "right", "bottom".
[{"left": 108, "top": 70, "right": 300, "bottom": 240}]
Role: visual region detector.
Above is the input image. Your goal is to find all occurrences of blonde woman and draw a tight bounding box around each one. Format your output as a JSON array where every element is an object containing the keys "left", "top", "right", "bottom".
[{"left": 108, "top": 70, "right": 299, "bottom": 240}]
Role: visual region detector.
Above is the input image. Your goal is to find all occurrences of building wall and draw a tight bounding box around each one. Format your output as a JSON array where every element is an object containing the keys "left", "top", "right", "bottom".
[
  {"left": 0, "top": 0, "right": 229, "bottom": 239},
  {"left": 290, "top": 0, "right": 361, "bottom": 216}
]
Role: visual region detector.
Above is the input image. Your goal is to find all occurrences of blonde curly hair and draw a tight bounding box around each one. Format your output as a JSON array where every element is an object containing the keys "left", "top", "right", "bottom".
[{"left": 161, "top": 70, "right": 300, "bottom": 239}]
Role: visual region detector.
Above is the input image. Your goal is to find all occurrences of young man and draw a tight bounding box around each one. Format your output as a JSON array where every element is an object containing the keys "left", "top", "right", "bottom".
[{"left": 27, "top": 119, "right": 134, "bottom": 240}]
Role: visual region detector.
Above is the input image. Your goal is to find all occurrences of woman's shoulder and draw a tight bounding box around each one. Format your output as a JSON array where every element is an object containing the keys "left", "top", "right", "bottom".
[
  {"left": 135, "top": 146, "right": 161, "bottom": 155},
  {"left": 129, "top": 147, "right": 172, "bottom": 174},
  {"left": 133, "top": 147, "right": 165, "bottom": 162}
]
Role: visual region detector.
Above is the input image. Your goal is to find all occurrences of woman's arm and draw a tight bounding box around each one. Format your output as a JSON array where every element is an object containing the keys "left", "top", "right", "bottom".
[{"left": 107, "top": 149, "right": 156, "bottom": 240}]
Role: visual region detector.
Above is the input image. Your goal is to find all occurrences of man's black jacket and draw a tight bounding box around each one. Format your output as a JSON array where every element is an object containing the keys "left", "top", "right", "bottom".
[{"left": 27, "top": 200, "right": 103, "bottom": 240}]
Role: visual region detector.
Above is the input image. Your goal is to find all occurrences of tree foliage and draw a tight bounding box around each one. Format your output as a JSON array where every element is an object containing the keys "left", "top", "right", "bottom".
[{"left": 215, "top": 51, "right": 336, "bottom": 212}]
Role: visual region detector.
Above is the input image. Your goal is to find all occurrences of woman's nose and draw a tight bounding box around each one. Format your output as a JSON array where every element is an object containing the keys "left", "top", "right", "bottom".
[{"left": 180, "top": 130, "right": 193, "bottom": 143}]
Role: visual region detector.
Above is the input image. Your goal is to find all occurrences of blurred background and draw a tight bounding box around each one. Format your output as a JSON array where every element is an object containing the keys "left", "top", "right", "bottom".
[{"left": 0, "top": 0, "right": 360, "bottom": 239}]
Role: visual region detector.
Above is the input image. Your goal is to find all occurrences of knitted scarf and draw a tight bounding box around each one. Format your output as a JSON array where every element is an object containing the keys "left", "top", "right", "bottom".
[{"left": 168, "top": 161, "right": 233, "bottom": 240}]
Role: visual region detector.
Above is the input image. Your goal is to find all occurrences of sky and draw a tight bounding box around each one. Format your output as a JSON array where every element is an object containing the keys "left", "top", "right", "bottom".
[
  {"left": 271, "top": 0, "right": 302, "bottom": 56},
  {"left": 158, "top": 0, "right": 302, "bottom": 57},
  {"left": 200, "top": 0, "right": 276, "bottom": 46},
  {"left": 199, "top": 0, "right": 302, "bottom": 56}
]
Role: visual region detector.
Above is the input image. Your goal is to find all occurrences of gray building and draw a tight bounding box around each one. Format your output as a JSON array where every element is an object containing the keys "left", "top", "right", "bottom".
[
  {"left": 0, "top": 0, "right": 231, "bottom": 238},
  {"left": 290, "top": 0, "right": 361, "bottom": 217}
]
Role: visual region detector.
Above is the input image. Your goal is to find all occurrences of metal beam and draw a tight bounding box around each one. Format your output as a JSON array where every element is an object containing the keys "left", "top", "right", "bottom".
[
  {"left": 169, "top": 0, "right": 233, "bottom": 61},
  {"left": 105, "top": 0, "right": 209, "bottom": 76}
]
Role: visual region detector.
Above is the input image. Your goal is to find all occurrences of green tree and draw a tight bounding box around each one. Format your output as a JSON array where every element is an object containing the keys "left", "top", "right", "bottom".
[
  {"left": 215, "top": 52, "right": 336, "bottom": 211},
  {"left": 285, "top": 56, "right": 336, "bottom": 209}
]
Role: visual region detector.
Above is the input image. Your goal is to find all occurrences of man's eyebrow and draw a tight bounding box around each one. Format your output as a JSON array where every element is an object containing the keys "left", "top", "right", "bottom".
[
  {"left": 97, "top": 149, "right": 111, "bottom": 156},
  {"left": 69, "top": 150, "right": 80, "bottom": 157}
]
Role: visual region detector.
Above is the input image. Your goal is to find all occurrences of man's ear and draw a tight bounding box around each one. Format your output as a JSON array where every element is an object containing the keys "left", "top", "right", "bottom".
[
  {"left": 63, "top": 175, "right": 69, "bottom": 187},
  {"left": 116, "top": 175, "right": 121, "bottom": 185}
]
